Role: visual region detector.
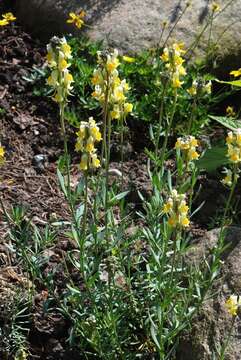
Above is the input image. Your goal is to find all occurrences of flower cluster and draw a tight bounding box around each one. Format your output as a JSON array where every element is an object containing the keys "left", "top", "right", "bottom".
[
  {"left": 226, "top": 129, "right": 241, "bottom": 163},
  {"left": 92, "top": 49, "right": 133, "bottom": 120},
  {"left": 163, "top": 190, "right": 190, "bottom": 228},
  {"left": 175, "top": 135, "right": 199, "bottom": 162},
  {"left": 225, "top": 295, "right": 241, "bottom": 316},
  {"left": 0, "top": 12, "right": 16, "bottom": 26},
  {"left": 221, "top": 169, "right": 235, "bottom": 187},
  {"left": 67, "top": 10, "right": 85, "bottom": 29},
  {"left": 0, "top": 143, "right": 5, "bottom": 165},
  {"left": 46, "top": 37, "right": 74, "bottom": 104},
  {"left": 75, "top": 117, "right": 102, "bottom": 171},
  {"left": 160, "top": 43, "right": 186, "bottom": 88},
  {"left": 187, "top": 79, "right": 212, "bottom": 96}
]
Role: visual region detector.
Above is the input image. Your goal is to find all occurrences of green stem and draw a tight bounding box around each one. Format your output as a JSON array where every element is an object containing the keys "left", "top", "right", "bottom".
[
  {"left": 155, "top": 81, "right": 168, "bottom": 161},
  {"left": 81, "top": 170, "right": 88, "bottom": 238},
  {"left": 219, "top": 316, "right": 236, "bottom": 359},
  {"left": 187, "top": 98, "right": 197, "bottom": 134},
  {"left": 159, "top": 88, "right": 178, "bottom": 170},
  {"left": 105, "top": 113, "right": 112, "bottom": 243},
  {"left": 162, "top": 3, "right": 190, "bottom": 49}
]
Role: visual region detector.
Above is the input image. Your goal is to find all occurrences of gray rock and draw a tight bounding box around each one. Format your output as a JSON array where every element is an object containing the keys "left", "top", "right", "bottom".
[
  {"left": 179, "top": 227, "right": 241, "bottom": 360},
  {"left": 14, "top": 0, "right": 241, "bottom": 72}
]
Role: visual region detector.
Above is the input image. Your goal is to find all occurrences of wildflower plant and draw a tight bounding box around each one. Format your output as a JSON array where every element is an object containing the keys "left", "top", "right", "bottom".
[
  {"left": 67, "top": 10, "right": 86, "bottom": 29},
  {"left": 0, "top": 12, "right": 16, "bottom": 26}
]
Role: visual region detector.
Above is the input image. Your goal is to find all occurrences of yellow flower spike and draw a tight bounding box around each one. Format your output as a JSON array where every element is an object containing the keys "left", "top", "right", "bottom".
[
  {"left": 225, "top": 295, "right": 241, "bottom": 316},
  {"left": 230, "top": 68, "right": 241, "bottom": 78},
  {"left": 0, "top": 19, "right": 9, "bottom": 26},
  {"left": 123, "top": 55, "right": 135, "bottom": 63},
  {"left": 2, "top": 12, "right": 16, "bottom": 22}
]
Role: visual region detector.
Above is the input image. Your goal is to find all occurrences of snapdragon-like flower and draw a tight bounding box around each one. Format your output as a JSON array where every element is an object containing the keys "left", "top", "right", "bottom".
[
  {"left": 226, "top": 129, "right": 241, "bottom": 164},
  {"left": 211, "top": 2, "right": 220, "bottom": 13},
  {"left": 230, "top": 68, "right": 241, "bottom": 78},
  {"left": 225, "top": 295, "right": 241, "bottom": 316},
  {"left": 226, "top": 106, "right": 236, "bottom": 117},
  {"left": 92, "top": 49, "right": 132, "bottom": 120},
  {"left": 75, "top": 117, "right": 102, "bottom": 171},
  {"left": 222, "top": 169, "right": 233, "bottom": 187},
  {"left": 163, "top": 190, "right": 190, "bottom": 228},
  {"left": 175, "top": 135, "right": 200, "bottom": 162},
  {"left": 0, "top": 12, "right": 16, "bottom": 26},
  {"left": 160, "top": 43, "right": 186, "bottom": 89},
  {"left": 67, "top": 10, "right": 86, "bottom": 29},
  {"left": 46, "top": 37, "right": 74, "bottom": 104}
]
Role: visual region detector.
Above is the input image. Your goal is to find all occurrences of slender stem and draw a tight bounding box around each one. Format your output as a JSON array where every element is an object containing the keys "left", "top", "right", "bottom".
[
  {"left": 105, "top": 113, "right": 112, "bottom": 243},
  {"left": 60, "top": 102, "right": 71, "bottom": 193},
  {"left": 207, "top": 13, "right": 214, "bottom": 54},
  {"left": 187, "top": 97, "right": 197, "bottom": 134},
  {"left": 81, "top": 170, "right": 88, "bottom": 238},
  {"left": 159, "top": 88, "right": 178, "bottom": 170},
  {"left": 120, "top": 113, "right": 125, "bottom": 191},
  {"left": 219, "top": 316, "right": 235, "bottom": 359},
  {"left": 162, "top": 3, "right": 190, "bottom": 49},
  {"left": 155, "top": 81, "right": 168, "bottom": 161}
]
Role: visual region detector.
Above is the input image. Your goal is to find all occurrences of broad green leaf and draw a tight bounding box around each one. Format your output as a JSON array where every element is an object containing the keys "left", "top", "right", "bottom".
[
  {"left": 216, "top": 79, "right": 241, "bottom": 87},
  {"left": 209, "top": 115, "right": 241, "bottom": 130},
  {"left": 109, "top": 191, "right": 129, "bottom": 206},
  {"left": 196, "top": 145, "right": 228, "bottom": 172}
]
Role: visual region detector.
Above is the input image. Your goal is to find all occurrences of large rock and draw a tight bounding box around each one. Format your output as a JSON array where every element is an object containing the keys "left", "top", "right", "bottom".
[
  {"left": 13, "top": 0, "right": 241, "bottom": 71},
  {"left": 178, "top": 227, "right": 241, "bottom": 360}
]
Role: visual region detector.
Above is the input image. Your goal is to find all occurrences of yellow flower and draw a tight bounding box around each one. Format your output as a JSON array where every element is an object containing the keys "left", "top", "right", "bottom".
[
  {"left": 226, "top": 106, "right": 236, "bottom": 117},
  {"left": 2, "top": 12, "right": 16, "bottom": 22},
  {"left": 58, "top": 57, "right": 69, "bottom": 72},
  {"left": 187, "top": 80, "right": 198, "bottom": 96},
  {"left": 188, "top": 148, "right": 199, "bottom": 161},
  {"left": 86, "top": 137, "right": 95, "bottom": 153},
  {"left": 90, "top": 153, "right": 100, "bottom": 168},
  {"left": 178, "top": 202, "right": 189, "bottom": 215},
  {"left": 211, "top": 2, "right": 220, "bottom": 12},
  {"left": 163, "top": 200, "right": 173, "bottom": 213},
  {"left": 230, "top": 68, "right": 241, "bottom": 78},
  {"left": 168, "top": 216, "right": 177, "bottom": 227},
  {"left": 61, "top": 42, "right": 72, "bottom": 59},
  {"left": 0, "top": 19, "right": 9, "bottom": 26},
  {"left": 123, "top": 55, "right": 135, "bottom": 63},
  {"left": 110, "top": 107, "right": 121, "bottom": 120},
  {"left": 222, "top": 170, "right": 232, "bottom": 187},
  {"left": 225, "top": 295, "right": 241, "bottom": 316},
  {"left": 79, "top": 154, "right": 88, "bottom": 170},
  {"left": 172, "top": 73, "right": 182, "bottom": 88},
  {"left": 0, "top": 145, "right": 5, "bottom": 158},
  {"left": 180, "top": 216, "right": 190, "bottom": 227},
  {"left": 204, "top": 81, "right": 212, "bottom": 94},
  {"left": 67, "top": 11, "right": 85, "bottom": 29},
  {"left": 124, "top": 103, "right": 133, "bottom": 114}
]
